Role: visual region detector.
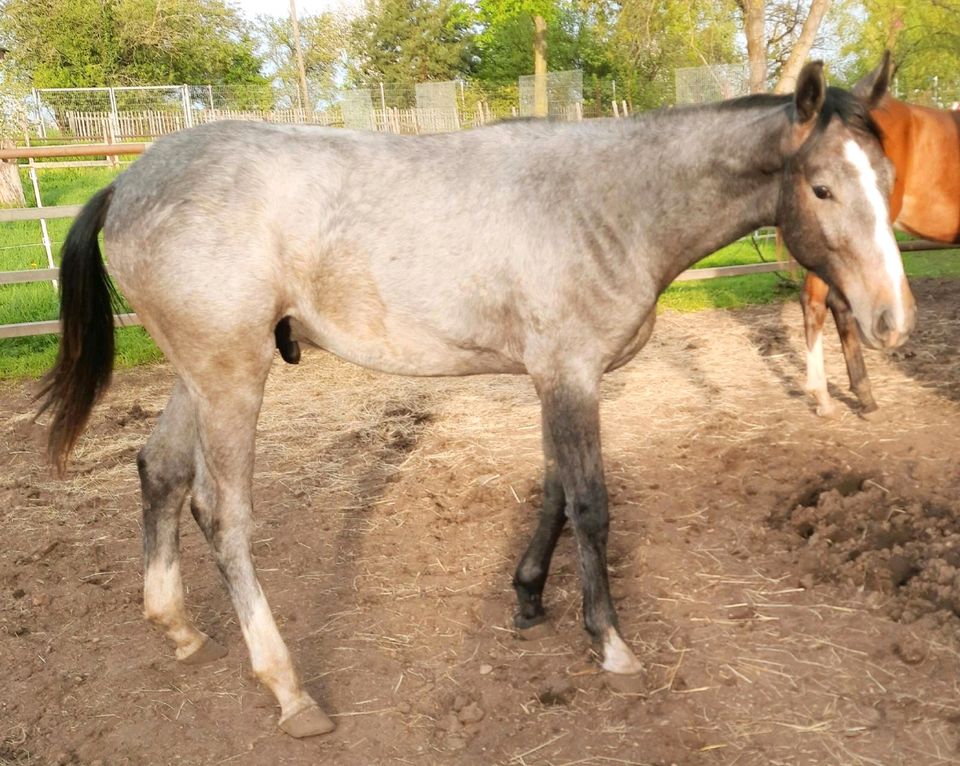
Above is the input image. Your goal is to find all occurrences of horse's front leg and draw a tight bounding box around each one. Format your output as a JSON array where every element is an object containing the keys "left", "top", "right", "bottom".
[
  {"left": 826, "top": 288, "right": 878, "bottom": 412},
  {"left": 801, "top": 272, "right": 837, "bottom": 417},
  {"left": 531, "top": 371, "right": 642, "bottom": 674},
  {"left": 513, "top": 408, "right": 567, "bottom": 629}
]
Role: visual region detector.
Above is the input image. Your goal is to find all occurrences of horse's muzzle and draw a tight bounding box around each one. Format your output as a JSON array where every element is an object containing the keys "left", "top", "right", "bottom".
[{"left": 869, "top": 298, "right": 916, "bottom": 350}]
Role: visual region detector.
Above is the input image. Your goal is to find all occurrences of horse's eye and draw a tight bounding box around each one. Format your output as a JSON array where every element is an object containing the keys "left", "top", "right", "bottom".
[{"left": 813, "top": 185, "right": 832, "bottom": 200}]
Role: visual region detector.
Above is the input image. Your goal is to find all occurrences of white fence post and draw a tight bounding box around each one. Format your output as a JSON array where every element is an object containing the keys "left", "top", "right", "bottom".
[
  {"left": 26, "top": 158, "right": 56, "bottom": 289},
  {"left": 108, "top": 87, "right": 120, "bottom": 142},
  {"left": 32, "top": 89, "right": 46, "bottom": 140},
  {"left": 182, "top": 85, "right": 194, "bottom": 128}
]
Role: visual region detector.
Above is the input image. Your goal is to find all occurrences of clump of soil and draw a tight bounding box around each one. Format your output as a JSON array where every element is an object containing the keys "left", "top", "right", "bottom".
[{"left": 776, "top": 476, "right": 960, "bottom": 623}]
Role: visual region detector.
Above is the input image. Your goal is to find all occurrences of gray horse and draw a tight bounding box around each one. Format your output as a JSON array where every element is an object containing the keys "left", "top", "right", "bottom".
[{"left": 40, "top": 61, "right": 914, "bottom": 738}]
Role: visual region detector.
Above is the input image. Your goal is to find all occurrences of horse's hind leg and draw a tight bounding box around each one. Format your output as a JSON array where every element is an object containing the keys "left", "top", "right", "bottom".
[
  {"left": 186, "top": 342, "right": 334, "bottom": 738},
  {"left": 513, "top": 409, "right": 567, "bottom": 629},
  {"left": 139, "top": 379, "right": 226, "bottom": 663},
  {"left": 534, "top": 371, "right": 641, "bottom": 675},
  {"left": 801, "top": 273, "right": 837, "bottom": 417},
  {"left": 826, "top": 288, "right": 877, "bottom": 413}
]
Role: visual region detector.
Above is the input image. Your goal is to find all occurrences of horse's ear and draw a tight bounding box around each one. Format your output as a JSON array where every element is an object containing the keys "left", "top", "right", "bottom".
[
  {"left": 853, "top": 50, "right": 892, "bottom": 106},
  {"left": 795, "top": 61, "right": 826, "bottom": 124}
]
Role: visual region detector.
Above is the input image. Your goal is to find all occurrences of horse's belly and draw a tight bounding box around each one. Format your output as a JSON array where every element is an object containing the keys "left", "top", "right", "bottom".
[{"left": 288, "top": 314, "right": 525, "bottom": 377}]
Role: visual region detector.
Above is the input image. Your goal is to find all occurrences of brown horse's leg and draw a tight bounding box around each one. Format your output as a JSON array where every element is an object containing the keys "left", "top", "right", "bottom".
[
  {"left": 826, "top": 288, "right": 878, "bottom": 412},
  {"left": 186, "top": 339, "right": 333, "bottom": 738},
  {"left": 139, "top": 379, "right": 227, "bottom": 664},
  {"left": 801, "top": 273, "right": 837, "bottom": 417},
  {"left": 534, "top": 372, "right": 640, "bottom": 674},
  {"left": 513, "top": 407, "right": 567, "bottom": 629}
]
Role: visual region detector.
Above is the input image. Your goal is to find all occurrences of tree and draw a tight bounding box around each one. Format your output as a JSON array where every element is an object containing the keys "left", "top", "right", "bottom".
[
  {"left": 736, "top": 0, "right": 833, "bottom": 92},
  {"left": 0, "top": 0, "right": 270, "bottom": 92},
  {"left": 348, "top": 0, "right": 476, "bottom": 85},
  {"left": 0, "top": 61, "right": 27, "bottom": 205},
  {"left": 257, "top": 12, "right": 346, "bottom": 108},
  {"left": 475, "top": 0, "right": 592, "bottom": 84},
  {"left": 609, "top": 0, "right": 740, "bottom": 108},
  {"left": 836, "top": 0, "right": 960, "bottom": 103}
]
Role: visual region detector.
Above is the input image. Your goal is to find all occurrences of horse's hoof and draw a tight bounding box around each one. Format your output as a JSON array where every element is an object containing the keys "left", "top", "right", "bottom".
[
  {"left": 279, "top": 704, "right": 336, "bottom": 738},
  {"left": 601, "top": 628, "right": 643, "bottom": 675},
  {"left": 815, "top": 402, "right": 838, "bottom": 418},
  {"left": 513, "top": 611, "right": 547, "bottom": 631},
  {"left": 178, "top": 638, "right": 228, "bottom": 665}
]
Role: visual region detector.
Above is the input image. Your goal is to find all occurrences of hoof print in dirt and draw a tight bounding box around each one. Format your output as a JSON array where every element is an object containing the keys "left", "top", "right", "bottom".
[
  {"left": 775, "top": 476, "right": 960, "bottom": 624},
  {"left": 537, "top": 676, "right": 576, "bottom": 706}
]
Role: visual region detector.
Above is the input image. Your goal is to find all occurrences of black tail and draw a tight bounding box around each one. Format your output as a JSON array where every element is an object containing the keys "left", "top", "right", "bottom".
[{"left": 36, "top": 184, "right": 118, "bottom": 474}]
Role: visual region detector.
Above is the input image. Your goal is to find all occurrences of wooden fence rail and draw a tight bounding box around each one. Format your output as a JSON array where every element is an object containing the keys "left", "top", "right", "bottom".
[{"left": 1, "top": 142, "right": 957, "bottom": 340}]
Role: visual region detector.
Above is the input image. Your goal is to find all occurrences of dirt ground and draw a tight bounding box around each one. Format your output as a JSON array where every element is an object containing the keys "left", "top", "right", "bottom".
[{"left": 4, "top": 279, "right": 960, "bottom": 766}]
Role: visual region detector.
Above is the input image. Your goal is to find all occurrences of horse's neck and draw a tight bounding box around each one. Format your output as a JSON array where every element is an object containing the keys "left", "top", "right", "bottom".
[{"left": 617, "top": 102, "right": 789, "bottom": 285}]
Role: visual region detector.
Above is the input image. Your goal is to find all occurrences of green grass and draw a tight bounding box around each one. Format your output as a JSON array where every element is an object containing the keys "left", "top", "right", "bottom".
[
  {"left": 2, "top": 167, "right": 959, "bottom": 380},
  {"left": 0, "top": 165, "right": 164, "bottom": 380},
  {"left": 659, "top": 238, "right": 960, "bottom": 312},
  {"left": 659, "top": 237, "right": 802, "bottom": 312}
]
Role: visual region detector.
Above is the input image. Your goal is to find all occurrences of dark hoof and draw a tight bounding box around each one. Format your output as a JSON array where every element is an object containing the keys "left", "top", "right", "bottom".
[
  {"left": 179, "top": 638, "right": 228, "bottom": 666},
  {"left": 279, "top": 705, "right": 336, "bottom": 738}
]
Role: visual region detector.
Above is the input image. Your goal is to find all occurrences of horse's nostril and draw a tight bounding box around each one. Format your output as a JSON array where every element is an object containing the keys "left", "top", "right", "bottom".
[{"left": 874, "top": 308, "right": 895, "bottom": 341}]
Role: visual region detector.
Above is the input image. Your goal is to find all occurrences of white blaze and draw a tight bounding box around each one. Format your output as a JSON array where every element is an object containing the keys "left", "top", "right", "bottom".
[{"left": 842, "top": 140, "right": 907, "bottom": 326}]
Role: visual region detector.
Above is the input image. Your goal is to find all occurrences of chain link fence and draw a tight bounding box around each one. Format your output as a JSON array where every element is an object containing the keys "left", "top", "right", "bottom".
[{"left": 675, "top": 64, "right": 750, "bottom": 105}]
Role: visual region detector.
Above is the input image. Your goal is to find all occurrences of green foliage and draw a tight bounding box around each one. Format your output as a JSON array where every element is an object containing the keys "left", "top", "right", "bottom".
[
  {"left": 0, "top": 0, "right": 270, "bottom": 90},
  {"left": 475, "top": 0, "right": 609, "bottom": 84},
  {"left": 836, "top": 0, "right": 960, "bottom": 103},
  {"left": 257, "top": 12, "right": 347, "bottom": 108},
  {"left": 608, "top": 0, "right": 740, "bottom": 109},
  {"left": 348, "top": 0, "right": 477, "bottom": 84}
]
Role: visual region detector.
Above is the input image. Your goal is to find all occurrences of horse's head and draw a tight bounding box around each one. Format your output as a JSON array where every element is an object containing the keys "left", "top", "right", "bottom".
[{"left": 777, "top": 59, "right": 915, "bottom": 350}]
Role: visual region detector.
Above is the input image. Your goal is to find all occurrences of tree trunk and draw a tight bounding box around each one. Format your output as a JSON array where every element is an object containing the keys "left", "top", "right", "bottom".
[
  {"left": 740, "top": 0, "right": 768, "bottom": 93},
  {"left": 0, "top": 140, "right": 25, "bottom": 207},
  {"left": 774, "top": 0, "right": 832, "bottom": 94},
  {"left": 533, "top": 15, "right": 548, "bottom": 117}
]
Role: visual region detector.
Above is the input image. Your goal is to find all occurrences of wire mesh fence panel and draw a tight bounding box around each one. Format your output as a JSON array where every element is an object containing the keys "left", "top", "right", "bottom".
[
  {"left": 518, "top": 70, "right": 583, "bottom": 119},
  {"left": 414, "top": 81, "right": 460, "bottom": 132},
  {"left": 675, "top": 64, "right": 749, "bottom": 104},
  {"left": 340, "top": 89, "right": 376, "bottom": 131}
]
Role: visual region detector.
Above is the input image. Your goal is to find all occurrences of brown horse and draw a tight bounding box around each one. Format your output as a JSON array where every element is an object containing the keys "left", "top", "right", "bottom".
[{"left": 803, "top": 52, "right": 960, "bottom": 416}]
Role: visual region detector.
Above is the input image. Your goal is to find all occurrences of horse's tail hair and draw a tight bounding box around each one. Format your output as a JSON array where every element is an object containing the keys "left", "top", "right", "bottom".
[{"left": 36, "top": 184, "right": 119, "bottom": 474}]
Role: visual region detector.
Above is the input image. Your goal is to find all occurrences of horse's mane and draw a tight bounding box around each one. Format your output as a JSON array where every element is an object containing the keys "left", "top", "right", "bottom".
[{"left": 719, "top": 88, "right": 881, "bottom": 139}]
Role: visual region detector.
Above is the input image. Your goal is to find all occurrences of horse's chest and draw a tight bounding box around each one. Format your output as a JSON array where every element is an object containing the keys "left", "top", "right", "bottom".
[{"left": 606, "top": 310, "right": 656, "bottom": 372}]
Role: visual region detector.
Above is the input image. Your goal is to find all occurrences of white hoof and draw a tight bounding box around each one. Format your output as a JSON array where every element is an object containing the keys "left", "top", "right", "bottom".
[{"left": 601, "top": 628, "right": 643, "bottom": 675}]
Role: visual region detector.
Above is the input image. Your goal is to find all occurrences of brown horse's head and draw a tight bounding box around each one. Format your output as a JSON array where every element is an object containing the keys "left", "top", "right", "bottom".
[{"left": 778, "top": 60, "right": 915, "bottom": 350}]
